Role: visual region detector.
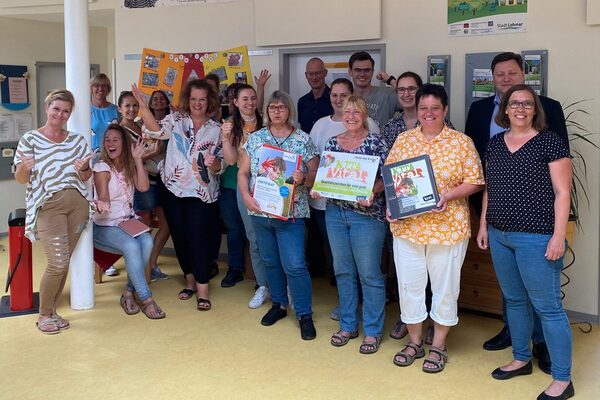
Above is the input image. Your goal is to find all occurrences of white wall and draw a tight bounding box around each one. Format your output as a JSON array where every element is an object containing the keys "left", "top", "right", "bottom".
[{"left": 0, "top": 16, "right": 110, "bottom": 232}]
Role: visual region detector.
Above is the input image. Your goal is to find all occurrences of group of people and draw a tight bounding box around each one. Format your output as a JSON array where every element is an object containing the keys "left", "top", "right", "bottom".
[{"left": 14, "top": 50, "right": 574, "bottom": 400}]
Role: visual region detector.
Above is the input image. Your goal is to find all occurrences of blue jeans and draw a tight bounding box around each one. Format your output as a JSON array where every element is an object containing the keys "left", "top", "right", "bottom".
[
  {"left": 93, "top": 223, "right": 153, "bottom": 301},
  {"left": 488, "top": 226, "right": 572, "bottom": 381},
  {"left": 326, "top": 204, "right": 386, "bottom": 337},
  {"left": 219, "top": 187, "right": 246, "bottom": 272},
  {"left": 237, "top": 190, "right": 267, "bottom": 286},
  {"left": 252, "top": 216, "right": 312, "bottom": 317}
]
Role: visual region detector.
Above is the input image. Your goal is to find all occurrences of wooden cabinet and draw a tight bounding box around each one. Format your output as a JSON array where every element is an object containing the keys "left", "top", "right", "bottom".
[{"left": 458, "top": 226, "right": 503, "bottom": 315}]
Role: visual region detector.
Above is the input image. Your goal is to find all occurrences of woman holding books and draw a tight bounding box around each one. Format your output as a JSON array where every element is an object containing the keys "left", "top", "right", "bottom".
[
  {"left": 476, "top": 85, "right": 574, "bottom": 400},
  {"left": 237, "top": 90, "right": 320, "bottom": 340},
  {"left": 132, "top": 79, "right": 224, "bottom": 311},
  {"left": 310, "top": 95, "right": 388, "bottom": 354},
  {"left": 92, "top": 123, "right": 165, "bottom": 319},
  {"left": 386, "top": 84, "right": 484, "bottom": 373}
]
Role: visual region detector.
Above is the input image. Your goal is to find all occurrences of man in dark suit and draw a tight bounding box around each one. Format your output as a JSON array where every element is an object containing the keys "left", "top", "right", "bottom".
[{"left": 465, "top": 52, "right": 569, "bottom": 375}]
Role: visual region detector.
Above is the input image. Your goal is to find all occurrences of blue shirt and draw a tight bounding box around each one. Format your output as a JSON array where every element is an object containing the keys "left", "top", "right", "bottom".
[
  {"left": 91, "top": 103, "right": 119, "bottom": 152},
  {"left": 489, "top": 93, "right": 504, "bottom": 139},
  {"left": 297, "top": 86, "right": 334, "bottom": 133}
]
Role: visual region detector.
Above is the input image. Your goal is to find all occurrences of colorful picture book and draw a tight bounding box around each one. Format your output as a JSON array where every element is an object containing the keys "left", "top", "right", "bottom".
[
  {"left": 382, "top": 154, "right": 439, "bottom": 219},
  {"left": 253, "top": 144, "right": 301, "bottom": 220},
  {"left": 312, "top": 151, "right": 380, "bottom": 202}
]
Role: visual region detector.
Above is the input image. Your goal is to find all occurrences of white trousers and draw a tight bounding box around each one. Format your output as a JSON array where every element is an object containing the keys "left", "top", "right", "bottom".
[{"left": 392, "top": 237, "right": 469, "bottom": 326}]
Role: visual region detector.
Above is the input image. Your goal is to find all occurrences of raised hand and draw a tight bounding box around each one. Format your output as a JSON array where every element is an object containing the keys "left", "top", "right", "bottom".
[
  {"left": 254, "top": 69, "right": 271, "bottom": 87},
  {"left": 221, "top": 120, "right": 233, "bottom": 142},
  {"left": 74, "top": 154, "right": 93, "bottom": 172},
  {"left": 131, "top": 83, "right": 149, "bottom": 110},
  {"left": 131, "top": 138, "right": 146, "bottom": 160}
]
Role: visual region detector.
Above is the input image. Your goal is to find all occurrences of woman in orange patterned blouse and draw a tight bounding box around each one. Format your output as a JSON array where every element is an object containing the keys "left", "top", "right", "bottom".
[{"left": 385, "top": 84, "right": 484, "bottom": 373}]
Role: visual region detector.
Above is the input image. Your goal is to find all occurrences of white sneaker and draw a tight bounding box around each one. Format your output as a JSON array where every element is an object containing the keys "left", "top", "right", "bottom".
[
  {"left": 248, "top": 286, "right": 270, "bottom": 309},
  {"left": 105, "top": 265, "right": 119, "bottom": 276}
]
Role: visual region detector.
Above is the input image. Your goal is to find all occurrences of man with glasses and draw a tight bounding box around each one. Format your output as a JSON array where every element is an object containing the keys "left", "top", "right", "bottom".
[
  {"left": 348, "top": 51, "right": 399, "bottom": 129},
  {"left": 298, "top": 58, "right": 334, "bottom": 133},
  {"left": 465, "top": 51, "right": 568, "bottom": 375}
]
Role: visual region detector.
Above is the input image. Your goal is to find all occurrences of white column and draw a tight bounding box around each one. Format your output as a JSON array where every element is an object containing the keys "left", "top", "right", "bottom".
[{"left": 65, "top": 0, "right": 94, "bottom": 310}]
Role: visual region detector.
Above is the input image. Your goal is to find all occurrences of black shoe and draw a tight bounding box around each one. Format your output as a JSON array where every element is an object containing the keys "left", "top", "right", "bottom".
[
  {"left": 220, "top": 269, "right": 244, "bottom": 288},
  {"left": 483, "top": 325, "right": 512, "bottom": 351},
  {"left": 209, "top": 262, "right": 219, "bottom": 280},
  {"left": 299, "top": 315, "right": 316, "bottom": 340},
  {"left": 491, "top": 361, "right": 533, "bottom": 380},
  {"left": 537, "top": 381, "right": 574, "bottom": 400},
  {"left": 532, "top": 342, "right": 552, "bottom": 375},
  {"left": 261, "top": 304, "right": 287, "bottom": 326}
]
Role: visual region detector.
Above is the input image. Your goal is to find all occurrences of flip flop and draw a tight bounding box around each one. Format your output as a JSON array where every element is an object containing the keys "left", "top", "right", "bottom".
[
  {"left": 36, "top": 318, "right": 60, "bottom": 335},
  {"left": 141, "top": 300, "right": 166, "bottom": 320},
  {"left": 120, "top": 294, "right": 140, "bottom": 315},
  {"left": 52, "top": 314, "right": 70, "bottom": 330},
  {"left": 178, "top": 288, "right": 197, "bottom": 300}
]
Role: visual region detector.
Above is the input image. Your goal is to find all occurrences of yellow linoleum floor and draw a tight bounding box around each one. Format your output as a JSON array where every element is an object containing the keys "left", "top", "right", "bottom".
[{"left": 0, "top": 238, "right": 599, "bottom": 400}]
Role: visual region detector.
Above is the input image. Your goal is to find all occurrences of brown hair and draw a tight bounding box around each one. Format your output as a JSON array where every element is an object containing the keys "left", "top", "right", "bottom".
[
  {"left": 495, "top": 84, "right": 547, "bottom": 131},
  {"left": 342, "top": 95, "right": 369, "bottom": 130},
  {"left": 178, "top": 79, "right": 219, "bottom": 115},
  {"left": 99, "top": 123, "right": 137, "bottom": 185}
]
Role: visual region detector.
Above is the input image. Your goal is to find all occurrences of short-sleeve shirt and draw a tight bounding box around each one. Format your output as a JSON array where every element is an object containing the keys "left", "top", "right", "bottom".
[
  {"left": 297, "top": 86, "right": 334, "bottom": 133},
  {"left": 91, "top": 103, "right": 119, "bottom": 152},
  {"left": 242, "top": 127, "right": 318, "bottom": 219},
  {"left": 14, "top": 130, "right": 91, "bottom": 241},
  {"left": 385, "top": 125, "right": 485, "bottom": 245},
  {"left": 324, "top": 133, "right": 388, "bottom": 222},
  {"left": 364, "top": 86, "right": 400, "bottom": 129},
  {"left": 92, "top": 161, "right": 136, "bottom": 226},
  {"left": 143, "top": 112, "right": 223, "bottom": 203},
  {"left": 485, "top": 130, "right": 571, "bottom": 234}
]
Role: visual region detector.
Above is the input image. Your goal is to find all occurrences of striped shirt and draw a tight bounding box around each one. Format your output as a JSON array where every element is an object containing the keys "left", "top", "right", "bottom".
[{"left": 14, "top": 130, "right": 91, "bottom": 241}]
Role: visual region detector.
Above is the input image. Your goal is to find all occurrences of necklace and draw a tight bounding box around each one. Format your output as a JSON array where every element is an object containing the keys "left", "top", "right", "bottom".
[
  {"left": 242, "top": 114, "right": 256, "bottom": 122},
  {"left": 269, "top": 127, "right": 293, "bottom": 148}
]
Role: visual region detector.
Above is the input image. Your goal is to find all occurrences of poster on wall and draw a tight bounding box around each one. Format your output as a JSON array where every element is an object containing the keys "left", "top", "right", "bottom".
[
  {"left": 472, "top": 68, "right": 494, "bottom": 98},
  {"left": 448, "top": 0, "right": 528, "bottom": 37},
  {"left": 137, "top": 45, "right": 253, "bottom": 106},
  {"left": 123, "top": 0, "right": 237, "bottom": 8}
]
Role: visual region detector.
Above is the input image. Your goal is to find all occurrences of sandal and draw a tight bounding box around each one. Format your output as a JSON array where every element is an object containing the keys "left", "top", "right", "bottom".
[
  {"left": 141, "top": 300, "right": 166, "bottom": 320},
  {"left": 178, "top": 288, "right": 197, "bottom": 300},
  {"left": 52, "top": 314, "right": 70, "bottom": 330},
  {"left": 36, "top": 317, "right": 60, "bottom": 335},
  {"left": 393, "top": 341, "right": 425, "bottom": 367},
  {"left": 359, "top": 337, "right": 382, "bottom": 354},
  {"left": 330, "top": 330, "right": 359, "bottom": 347},
  {"left": 197, "top": 297, "right": 212, "bottom": 311},
  {"left": 389, "top": 319, "right": 408, "bottom": 340},
  {"left": 120, "top": 294, "right": 140, "bottom": 315},
  {"left": 422, "top": 346, "right": 448, "bottom": 373},
  {"left": 425, "top": 324, "right": 434, "bottom": 346}
]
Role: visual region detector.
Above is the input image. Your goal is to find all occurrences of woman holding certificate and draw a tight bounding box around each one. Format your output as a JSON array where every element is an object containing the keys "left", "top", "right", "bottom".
[
  {"left": 476, "top": 85, "right": 574, "bottom": 400},
  {"left": 386, "top": 84, "right": 484, "bottom": 372},
  {"left": 238, "top": 90, "right": 319, "bottom": 340},
  {"left": 93, "top": 124, "right": 165, "bottom": 319},
  {"left": 132, "top": 79, "right": 224, "bottom": 312},
  {"left": 311, "top": 95, "right": 388, "bottom": 354}
]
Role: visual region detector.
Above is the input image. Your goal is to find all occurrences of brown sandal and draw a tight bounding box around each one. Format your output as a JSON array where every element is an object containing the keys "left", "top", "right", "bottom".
[
  {"left": 52, "top": 314, "right": 70, "bottom": 330},
  {"left": 389, "top": 319, "right": 408, "bottom": 340},
  {"left": 141, "top": 300, "right": 166, "bottom": 319},
  {"left": 393, "top": 341, "right": 425, "bottom": 366},
  {"left": 359, "top": 337, "right": 382, "bottom": 354},
  {"left": 422, "top": 346, "right": 448, "bottom": 373},
  {"left": 36, "top": 317, "right": 60, "bottom": 335},
  {"left": 197, "top": 298, "right": 212, "bottom": 311},
  {"left": 425, "top": 324, "right": 434, "bottom": 345},
  {"left": 330, "top": 330, "right": 359, "bottom": 347},
  {"left": 120, "top": 294, "right": 140, "bottom": 315}
]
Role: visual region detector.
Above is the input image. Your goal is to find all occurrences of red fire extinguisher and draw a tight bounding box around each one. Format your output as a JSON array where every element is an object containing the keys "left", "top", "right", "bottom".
[{"left": 4, "top": 209, "right": 34, "bottom": 312}]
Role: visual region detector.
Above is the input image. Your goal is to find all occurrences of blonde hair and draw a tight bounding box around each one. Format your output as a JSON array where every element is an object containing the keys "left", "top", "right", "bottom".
[
  {"left": 343, "top": 95, "right": 369, "bottom": 130},
  {"left": 90, "top": 73, "right": 112, "bottom": 93},
  {"left": 44, "top": 89, "right": 75, "bottom": 110}
]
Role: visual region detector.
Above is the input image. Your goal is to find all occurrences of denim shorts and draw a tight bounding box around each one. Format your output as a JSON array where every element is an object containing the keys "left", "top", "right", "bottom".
[{"left": 134, "top": 179, "right": 162, "bottom": 211}]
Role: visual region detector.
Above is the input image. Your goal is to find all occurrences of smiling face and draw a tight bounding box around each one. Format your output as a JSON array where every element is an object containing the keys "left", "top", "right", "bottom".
[
  {"left": 45, "top": 100, "right": 72, "bottom": 127},
  {"left": 104, "top": 129, "right": 124, "bottom": 160},
  {"left": 348, "top": 59, "right": 374, "bottom": 90},
  {"left": 330, "top": 82, "right": 352, "bottom": 114},
  {"left": 396, "top": 76, "right": 419, "bottom": 110},
  {"left": 505, "top": 90, "right": 536, "bottom": 129},
  {"left": 417, "top": 95, "right": 448, "bottom": 131},
  {"left": 305, "top": 59, "right": 327, "bottom": 91},
  {"left": 189, "top": 87, "right": 209, "bottom": 117},
  {"left": 91, "top": 83, "right": 109, "bottom": 103},
  {"left": 150, "top": 91, "right": 168, "bottom": 112},
  {"left": 493, "top": 59, "right": 525, "bottom": 97},
  {"left": 342, "top": 104, "right": 367, "bottom": 133},
  {"left": 118, "top": 95, "right": 139, "bottom": 123},
  {"left": 234, "top": 88, "right": 258, "bottom": 117}
]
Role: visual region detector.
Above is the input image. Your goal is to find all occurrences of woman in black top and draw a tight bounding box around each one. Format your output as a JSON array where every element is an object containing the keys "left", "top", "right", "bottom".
[{"left": 477, "top": 84, "right": 574, "bottom": 400}]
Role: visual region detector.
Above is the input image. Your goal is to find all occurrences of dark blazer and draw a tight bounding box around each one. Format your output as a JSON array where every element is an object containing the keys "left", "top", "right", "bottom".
[{"left": 465, "top": 94, "right": 569, "bottom": 160}]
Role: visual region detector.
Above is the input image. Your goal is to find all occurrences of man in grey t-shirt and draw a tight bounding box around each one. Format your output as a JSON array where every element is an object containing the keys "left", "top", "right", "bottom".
[{"left": 348, "top": 51, "right": 399, "bottom": 128}]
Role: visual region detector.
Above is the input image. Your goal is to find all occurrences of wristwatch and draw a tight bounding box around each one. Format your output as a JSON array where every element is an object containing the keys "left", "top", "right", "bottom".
[{"left": 386, "top": 75, "right": 396, "bottom": 86}]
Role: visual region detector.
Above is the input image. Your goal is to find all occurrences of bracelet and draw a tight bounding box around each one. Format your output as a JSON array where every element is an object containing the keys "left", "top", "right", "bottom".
[{"left": 386, "top": 75, "right": 396, "bottom": 86}]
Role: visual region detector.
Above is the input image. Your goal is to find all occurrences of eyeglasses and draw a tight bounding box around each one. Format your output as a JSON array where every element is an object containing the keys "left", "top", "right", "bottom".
[
  {"left": 268, "top": 105, "right": 288, "bottom": 113},
  {"left": 508, "top": 100, "right": 535, "bottom": 109},
  {"left": 351, "top": 67, "right": 373, "bottom": 75},
  {"left": 306, "top": 71, "right": 325, "bottom": 78},
  {"left": 396, "top": 86, "right": 418, "bottom": 95}
]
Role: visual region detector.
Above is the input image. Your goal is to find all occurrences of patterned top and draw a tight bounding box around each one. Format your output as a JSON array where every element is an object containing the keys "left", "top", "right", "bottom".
[
  {"left": 485, "top": 130, "right": 570, "bottom": 234},
  {"left": 324, "top": 133, "right": 388, "bottom": 222},
  {"left": 385, "top": 125, "right": 484, "bottom": 245},
  {"left": 381, "top": 111, "right": 454, "bottom": 150},
  {"left": 14, "top": 130, "right": 91, "bottom": 241},
  {"left": 144, "top": 112, "right": 223, "bottom": 203},
  {"left": 242, "top": 127, "right": 318, "bottom": 219},
  {"left": 92, "top": 161, "right": 136, "bottom": 226}
]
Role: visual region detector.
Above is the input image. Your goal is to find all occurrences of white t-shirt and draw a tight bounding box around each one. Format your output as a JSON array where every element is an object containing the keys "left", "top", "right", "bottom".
[
  {"left": 308, "top": 115, "right": 380, "bottom": 210},
  {"left": 93, "top": 161, "right": 136, "bottom": 226}
]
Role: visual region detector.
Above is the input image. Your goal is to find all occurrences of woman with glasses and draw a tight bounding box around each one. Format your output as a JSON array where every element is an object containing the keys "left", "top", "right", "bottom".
[
  {"left": 477, "top": 84, "right": 574, "bottom": 400},
  {"left": 238, "top": 90, "right": 320, "bottom": 340}
]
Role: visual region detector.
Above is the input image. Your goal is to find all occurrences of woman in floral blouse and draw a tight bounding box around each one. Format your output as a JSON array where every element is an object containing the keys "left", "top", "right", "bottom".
[
  {"left": 386, "top": 84, "right": 484, "bottom": 373},
  {"left": 133, "top": 79, "right": 224, "bottom": 311}
]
